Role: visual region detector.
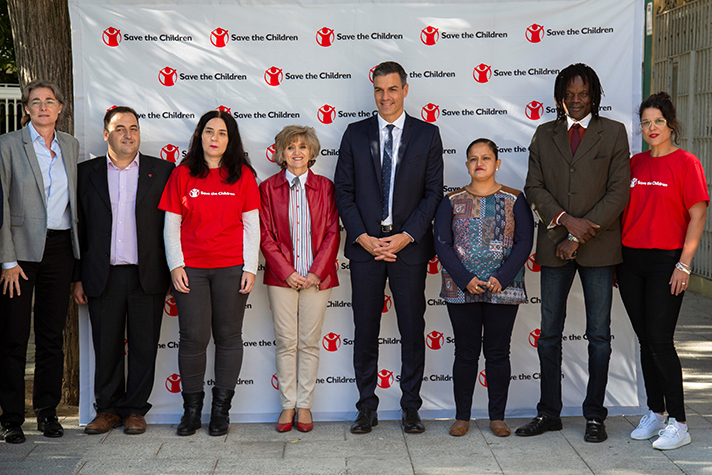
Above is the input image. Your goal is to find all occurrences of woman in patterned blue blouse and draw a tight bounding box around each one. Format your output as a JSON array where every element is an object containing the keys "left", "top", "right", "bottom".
[{"left": 434, "top": 138, "right": 534, "bottom": 438}]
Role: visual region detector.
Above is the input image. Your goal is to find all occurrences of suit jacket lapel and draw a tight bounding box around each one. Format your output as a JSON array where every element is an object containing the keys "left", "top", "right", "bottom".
[
  {"left": 394, "top": 114, "right": 413, "bottom": 182},
  {"left": 552, "top": 120, "right": 573, "bottom": 164},
  {"left": 89, "top": 157, "right": 111, "bottom": 210},
  {"left": 368, "top": 116, "right": 382, "bottom": 189},
  {"left": 136, "top": 154, "right": 154, "bottom": 206},
  {"left": 571, "top": 117, "right": 602, "bottom": 165},
  {"left": 21, "top": 127, "right": 47, "bottom": 207},
  {"left": 57, "top": 133, "right": 77, "bottom": 209}
]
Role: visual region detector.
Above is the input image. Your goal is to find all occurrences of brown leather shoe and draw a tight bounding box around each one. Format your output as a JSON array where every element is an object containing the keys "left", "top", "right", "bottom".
[
  {"left": 124, "top": 414, "right": 147, "bottom": 435},
  {"left": 85, "top": 413, "right": 122, "bottom": 434},
  {"left": 490, "top": 420, "right": 511, "bottom": 437},
  {"left": 449, "top": 420, "right": 470, "bottom": 436}
]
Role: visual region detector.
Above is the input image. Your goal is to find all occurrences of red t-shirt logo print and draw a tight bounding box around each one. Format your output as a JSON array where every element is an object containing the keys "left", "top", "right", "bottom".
[
  {"left": 316, "top": 27, "right": 335, "bottom": 47},
  {"left": 165, "top": 374, "right": 181, "bottom": 393},
  {"left": 526, "top": 24, "right": 544, "bottom": 43},
  {"left": 317, "top": 105, "right": 336, "bottom": 124},
  {"left": 525, "top": 101, "right": 544, "bottom": 120},
  {"left": 211, "top": 28, "right": 229, "bottom": 47},
  {"left": 377, "top": 369, "right": 394, "bottom": 388},
  {"left": 421, "top": 103, "right": 440, "bottom": 123},
  {"left": 420, "top": 26, "right": 439, "bottom": 45},
  {"left": 264, "top": 67, "right": 283, "bottom": 86},
  {"left": 426, "top": 331, "right": 444, "bottom": 350},
  {"left": 322, "top": 332, "right": 341, "bottom": 352},
  {"left": 103, "top": 27, "right": 121, "bottom": 47},
  {"left": 161, "top": 144, "right": 179, "bottom": 163},
  {"left": 159, "top": 67, "right": 177, "bottom": 87},
  {"left": 473, "top": 63, "right": 492, "bottom": 83}
]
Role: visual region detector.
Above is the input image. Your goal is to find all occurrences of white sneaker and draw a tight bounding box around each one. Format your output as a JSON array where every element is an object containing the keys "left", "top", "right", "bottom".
[
  {"left": 630, "top": 410, "right": 667, "bottom": 440},
  {"left": 652, "top": 418, "right": 691, "bottom": 450}
]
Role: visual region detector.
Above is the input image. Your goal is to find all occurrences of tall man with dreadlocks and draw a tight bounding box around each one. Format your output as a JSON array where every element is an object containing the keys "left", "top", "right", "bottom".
[{"left": 516, "top": 63, "right": 630, "bottom": 443}]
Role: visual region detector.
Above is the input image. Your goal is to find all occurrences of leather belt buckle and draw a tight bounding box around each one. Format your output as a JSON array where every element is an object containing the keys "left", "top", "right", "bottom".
[{"left": 381, "top": 224, "right": 393, "bottom": 234}]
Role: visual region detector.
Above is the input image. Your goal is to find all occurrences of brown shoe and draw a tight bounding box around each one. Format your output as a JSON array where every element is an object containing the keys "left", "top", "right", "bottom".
[
  {"left": 85, "top": 413, "right": 122, "bottom": 434},
  {"left": 124, "top": 414, "right": 147, "bottom": 435},
  {"left": 489, "top": 420, "right": 511, "bottom": 437},
  {"left": 449, "top": 420, "right": 470, "bottom": 437}
]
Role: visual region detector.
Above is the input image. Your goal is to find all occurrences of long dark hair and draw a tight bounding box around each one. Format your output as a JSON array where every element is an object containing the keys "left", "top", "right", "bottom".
[
  {"left": 182, "top": 110, "right": 255, "bottom": 184},
  {"left": 639, "top": 92, "right": 681, "bottom": 145},
  {"left": 554, "top": 63, "right": 604, "bottom": 123}
]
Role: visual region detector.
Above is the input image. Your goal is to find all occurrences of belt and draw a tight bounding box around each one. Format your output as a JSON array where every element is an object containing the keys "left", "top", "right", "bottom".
[
  {"left": 381, "top": 224, "right": 393, "bottom": 234},
  {"left": 46, "top": 229, "right": 70, "bottom": 237}
]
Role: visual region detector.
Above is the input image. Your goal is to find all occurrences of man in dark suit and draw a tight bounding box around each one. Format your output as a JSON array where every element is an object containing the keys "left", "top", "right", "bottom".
[
  {"left": 516, "top": 64, "right": 630, "bottom": 442},
  {"left": 335, "top": 61, "right": 443, "bottom": 434},
  {"left": 72, "top": 106, "right": 174, "bottom": 435}
]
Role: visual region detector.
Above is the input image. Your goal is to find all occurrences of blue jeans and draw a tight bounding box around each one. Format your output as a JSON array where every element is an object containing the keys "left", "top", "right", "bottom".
[{"left": 536, "top": 262, "right": 613, "bottom": 420}]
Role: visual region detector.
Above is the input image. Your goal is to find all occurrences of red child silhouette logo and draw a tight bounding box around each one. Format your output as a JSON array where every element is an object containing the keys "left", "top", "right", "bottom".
[
  {"left": 427, "top": 256, "right": 442, "bottom": 275},
  {"left": 164, "top": 296, "right": 178, "bottom": 316},
  {"left": 266, "top": 144, "right": 276, "bottom": 163},
  {"left": 217, "top": 105, "right": 231, "bottom": 114},
  {"left": 165, "top": 373, "right": 181, "bottom": 393},
  {"left": 210, "top": 28, "right": 229, "bottom": 47},
  {"left": 322, "top": 332, "right": 341, "bottom": 352},
  {"left": 473, "top": 63, "right": 492, "bottom": 83},
  {"left": 158, "top": 67, "right": 177, "bottom": 87},
  {"left": 377, "top": 369, "right": 394, "bottom": 388},
  {"left": 421, "top": 103, "right": 440, "bottom": 123},
  {"left": 368, "top": 65, "right": 378, "bottom": 83},
  {"left": 317, "top": 105, "right": 337, "bottom": 124},
  {"left": 420, "top": 26, "right": 439, "bottom": 45},
  {"left": 525, "top": 101, "right": 544, "bottom": 120},
  {"left": 103, "top": 27, "right": 121, "bottom": 47},
  {"left": 161, "top": 144, "right": 180, "bottom": 163},
  {"left": 526, "top": 253, "right": 541, "bottom": 272},
  {"left": 271, "top": 373, "right": 280, "bottom": 390},
  {"left": 526, "top": 24, "right": 545, "bottom": 43},
  {"left": 316, "top": 27, "right": 335, "bottom": 47},
  {"left": 382, "top": 294, "right": 392, "bottom": 313},
  {"left": 479, "top": 370, "right": 487, "bottom": 387},
  {"left": 264, "top": 66, "right": 283, "bottom": 86},
  {"left": 426, "top": 331, "right": 444, "bottom": 350},
  {"left": 529, "top": 329, "right": 541, "bottom": 348}
]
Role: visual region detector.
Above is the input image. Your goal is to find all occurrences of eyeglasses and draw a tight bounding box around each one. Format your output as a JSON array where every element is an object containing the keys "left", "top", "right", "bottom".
[
  {"left": 640, "top": 118, "right": 667, "bottom": 130},
  {"left": 28, "top": 99, "right": 59, "bottom": 109}
]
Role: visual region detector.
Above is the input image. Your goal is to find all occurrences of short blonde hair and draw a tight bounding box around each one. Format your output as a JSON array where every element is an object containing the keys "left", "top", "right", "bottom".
[
  {"left": 21, "top": 80, "right": 66, "bottom": 127},
  {"left": 273, "top": 125, "right": 320, "bottom": 169}
]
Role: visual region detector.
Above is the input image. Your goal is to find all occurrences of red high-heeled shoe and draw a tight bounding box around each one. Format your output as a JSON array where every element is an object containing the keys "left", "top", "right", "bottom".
[
  {"left": 276, "top": 411, "right": 294, "bottom": 432},
  {"left": 296, "top": 409, "right": 313, "bottom": 432}
]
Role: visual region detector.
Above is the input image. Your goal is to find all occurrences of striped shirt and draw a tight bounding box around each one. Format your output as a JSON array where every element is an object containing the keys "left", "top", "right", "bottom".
[{"left": 285, "top": 169, "right": 313, "bottom": 276}]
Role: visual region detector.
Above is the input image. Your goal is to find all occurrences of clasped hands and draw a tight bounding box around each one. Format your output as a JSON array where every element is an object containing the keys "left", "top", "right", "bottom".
[
  {"left": 285, "top": 272, "right": 321, "bottom": 290},
  {"left": 556, "top": 214, "right": 600, "bottom": 260},
  {"left": 358, "top": 233, "right": 411, "bottom": 262},
  {"left": 466, "top": 276, "right": 502, "bottom": 295}
]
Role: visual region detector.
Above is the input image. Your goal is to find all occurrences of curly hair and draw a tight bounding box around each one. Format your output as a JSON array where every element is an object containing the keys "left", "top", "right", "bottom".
[{"left": 554, "top": 63, "right": 604, "bottom": 122}]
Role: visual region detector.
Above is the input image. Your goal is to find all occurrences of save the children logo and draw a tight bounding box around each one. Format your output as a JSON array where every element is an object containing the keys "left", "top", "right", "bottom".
[
  {"left": 264, "top": 67, "right": 283, "bottom": 86},
  {"left": 377, "top": 369, "right": 394, "bottom": 388},
  {"left": 271, "top": 373, "right": 280, "bottom": 390},
  {"left": 427, "top": 256, "right": 442, "bottom": 275},
  {"left": 189, "top": 189, "right": 200, "bottom": 198},
  {"left": 164, "top": 296, "right": 178, "bottom": 317},
  {"left": 165, "top": 373, "right": 181, "bottom": 393},
  {"left": 529, "top": 329, "right": 541, "bottom": 348},
  {"left": 158, "top": 67, "right": 178, "bottom": 87},
  {"left": 217, "top": 105, "right": 231, "bottom": 114},
  {"left": 368, "top": 65, "right": 378, "bottom": 83},
  {"left": 317, "top": 105, "right": 337, "bottom": 124},
  {"left": 322, "top": 332, "right": 341, "bottom": 352},
  {"left": 479, "top": 370, "right": 488, "bottom": 387},
  {"left": 103, "top": 27, "right": 121, "bottom": 47},
  {"left": 526, "top": 24, "right": 545, "bottom": 43},
  {"left": 473, "top": 63, "right": 493, "bottom": 83},
  {"left": 421, "top": 26, "right": 439, "bottom": 45},
  {"left": 210, "top": 28, "right": 229, "bottom": 47},
  {"left": 382, "top": 294, "right": 393, "bottom": 313},
  {"left": 421, "top": 103, "right": 440, "bottom": 123},
  {"left": 526, "top": 253, "right": 541, "bottom": 272},
  {"left": 161, "top": 144, "right": 180, "bottom": 163},
  {"left": 266, "top": 144, "right": 276, "bottom": 163},
  {"left": 426, "top": 331, "right": 444, "bottom": 350},
  {"left": 525, "top": 101, "right": 544, "bottom": 120},
  {"left": 316, "top": 27, "right": 335, "bottom": 47}
]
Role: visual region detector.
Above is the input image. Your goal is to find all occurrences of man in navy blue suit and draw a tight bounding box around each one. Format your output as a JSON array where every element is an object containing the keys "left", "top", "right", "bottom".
[{"left": 335, "top": 61, "right": 444, "bottom": 434}]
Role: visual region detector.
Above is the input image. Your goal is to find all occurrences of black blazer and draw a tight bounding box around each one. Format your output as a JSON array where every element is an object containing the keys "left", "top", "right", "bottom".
[
  {"left": 75, "top": 154, "right": 174, "bottom": 297},
  {"left": 334, "top": 113, "right": 444, "bottom": 265},
  {"left": 0, "top": 175, "right": 3, "bottom": 230}
]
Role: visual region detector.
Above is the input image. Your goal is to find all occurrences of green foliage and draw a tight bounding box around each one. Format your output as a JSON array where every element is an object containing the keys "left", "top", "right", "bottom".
[{"left": 0, "top": 0, "right": 18, "bottom": 84}]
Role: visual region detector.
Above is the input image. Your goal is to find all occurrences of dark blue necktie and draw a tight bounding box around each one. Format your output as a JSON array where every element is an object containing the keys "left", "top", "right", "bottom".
[{"left": 382, "top": 124, "right": 395, "bottom": 221}]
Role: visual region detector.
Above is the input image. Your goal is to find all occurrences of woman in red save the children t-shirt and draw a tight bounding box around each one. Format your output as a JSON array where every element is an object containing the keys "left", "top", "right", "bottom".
[
  {"left": 618, "top": 92, "right": 708, "bottom": 451},
  {"left": 158, "top": 110, "right": 260, "bottom": 437}
]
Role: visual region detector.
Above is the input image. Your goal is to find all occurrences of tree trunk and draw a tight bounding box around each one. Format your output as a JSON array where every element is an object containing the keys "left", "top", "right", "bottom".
[{"left": 7, "top": 0, "right": 78, "bottom": 406}]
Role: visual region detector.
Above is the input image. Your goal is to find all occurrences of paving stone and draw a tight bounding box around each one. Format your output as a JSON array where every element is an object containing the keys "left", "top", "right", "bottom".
[{"left": 213, "top": 457, "right": 347, "bottom": 474}]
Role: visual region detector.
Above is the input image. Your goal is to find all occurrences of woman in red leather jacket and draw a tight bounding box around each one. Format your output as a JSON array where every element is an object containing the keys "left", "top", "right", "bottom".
[{"left": 259, "top": 125, "right": 340, "bottom": 433}]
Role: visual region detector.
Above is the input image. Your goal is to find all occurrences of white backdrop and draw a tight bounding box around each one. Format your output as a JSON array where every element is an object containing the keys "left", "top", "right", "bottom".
[{"left": 69, "top": 0, "right": 646, "bottom": 424}]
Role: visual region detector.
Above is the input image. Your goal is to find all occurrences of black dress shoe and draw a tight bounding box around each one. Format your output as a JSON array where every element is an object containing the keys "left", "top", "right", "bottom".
[
  {"left": 402, "top": 408, "right": 425, "bottom": 434},
  {"left": 584, "top": 418, "right": 607, "bottom": 443},
  {"left": 37, "top": 416, "right": 64, "bottom": 438},
  {"left": 350, "top": 408, "right": 378, "bottom": 434},
  {"left": 514, "top": 415, "right": 562, "bottom": 436},
  {"left": 2, "top": 425, "right": 26, "bottom": 444}
]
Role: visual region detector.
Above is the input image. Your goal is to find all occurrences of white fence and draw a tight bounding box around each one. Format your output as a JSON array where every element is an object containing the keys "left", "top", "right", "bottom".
[
  {"left": 0, "top": 83, "right": 22, "bottom": 135},
  {"left": 653, "top": 0, "right": 712, "bottom": 279}
]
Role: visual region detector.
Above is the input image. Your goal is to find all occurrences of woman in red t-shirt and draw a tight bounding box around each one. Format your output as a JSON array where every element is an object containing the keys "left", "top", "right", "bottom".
[
  {"left": 159, "top": 110, "right": 260, "bottom": 437},
  {"left": 618, "top": 92, "right": 708, "bottom": 451}
]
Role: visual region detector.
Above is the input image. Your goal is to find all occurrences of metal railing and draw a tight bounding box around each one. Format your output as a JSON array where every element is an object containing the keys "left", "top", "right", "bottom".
[
  {"left": 0, "top": 83, "right": 22, "bottom": 135},
  {"left": 653, "top": 0, "right": 712, "bottom": 279}
]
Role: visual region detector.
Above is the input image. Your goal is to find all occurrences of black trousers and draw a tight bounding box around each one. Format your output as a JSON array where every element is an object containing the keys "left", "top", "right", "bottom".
[
  {"left": 0, "top": 232, "right": 74, "bottom": 425},
  {"left": 447, "top": 302, "right": 518, "bottom": 421},
  {"left": 87, "top": 265, "right": 165, "bottom": 417},
  {"left": 617, "top": 247, "right": 686, "bottom": 421},
  {"left": 350, "top": 258, "right": 427, "bottom": 411}
]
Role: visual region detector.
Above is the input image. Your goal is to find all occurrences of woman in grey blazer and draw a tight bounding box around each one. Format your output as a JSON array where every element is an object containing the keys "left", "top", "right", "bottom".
[{"left": 0, "top": 80, "right": 80, "bottom": 444}]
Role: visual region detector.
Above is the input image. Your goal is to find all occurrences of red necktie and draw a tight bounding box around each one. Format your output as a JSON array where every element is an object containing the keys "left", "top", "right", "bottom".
[{"left": 570, "top": 123, "right": 581, "bottom": 156}]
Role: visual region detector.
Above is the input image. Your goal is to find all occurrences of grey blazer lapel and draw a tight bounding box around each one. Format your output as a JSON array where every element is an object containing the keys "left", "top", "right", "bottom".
[
  {"left": 571, "top": 117, "right": 602, "bottom": 165},
  {"left": 21, "top": 127, "right": 47, "bottom": 208},
  {"left": 551, "top": 121, "right": 573, "bottom": 165}
]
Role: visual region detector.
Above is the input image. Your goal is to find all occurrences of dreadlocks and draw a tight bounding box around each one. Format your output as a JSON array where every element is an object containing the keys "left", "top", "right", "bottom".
[{"left": 553, "top": 63, "right": 604, "bottom": 122}]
